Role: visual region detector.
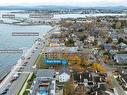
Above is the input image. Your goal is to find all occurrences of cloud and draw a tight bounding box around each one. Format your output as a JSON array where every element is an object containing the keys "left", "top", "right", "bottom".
[{"left": 0, "top": 0, "right": 126, "bottom": 6}]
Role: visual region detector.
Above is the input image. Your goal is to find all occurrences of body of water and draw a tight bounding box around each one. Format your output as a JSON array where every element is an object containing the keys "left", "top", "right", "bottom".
[{"left": 0, "top": 24, "right": 52, "bottom": 79}]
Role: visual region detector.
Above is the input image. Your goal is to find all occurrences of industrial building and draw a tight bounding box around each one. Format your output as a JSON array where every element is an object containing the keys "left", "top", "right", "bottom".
[
  {"left": 2, "top": 14, "right": 15, "bottom": 19},
  {"left": 29, "top": 13, "right": 54, "bottom": 19}
]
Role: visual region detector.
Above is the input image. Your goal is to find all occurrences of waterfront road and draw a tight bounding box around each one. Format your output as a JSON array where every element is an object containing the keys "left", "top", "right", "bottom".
[
  {"left": 6, "top": 34, "right": 50, "bottom": 95},
  {"left": 6, "top": 49, "right": 41, "bottom": 95}
]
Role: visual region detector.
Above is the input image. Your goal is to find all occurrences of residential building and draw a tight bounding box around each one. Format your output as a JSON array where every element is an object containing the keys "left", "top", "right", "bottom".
[
  {"left": 114, "top": 54, "right": 127, "bottom": 64},
  {"left": 36, "top": 69, "right": 56, "bottom": 79},
  {"left": 29, "top": 69, "right": 56, "bottom": 95},
  {"left": 102, "top": 43, "right": 112, "bottom": 51},
  {"left": 59, "top": 67, "right": 70, "bottom": 82},
  {"left": 87, "top": 36, "right": 95, "bottom": 43}
]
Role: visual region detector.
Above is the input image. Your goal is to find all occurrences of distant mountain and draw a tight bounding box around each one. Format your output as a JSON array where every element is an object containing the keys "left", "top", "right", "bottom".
[{"left": 0, "top": 5, "right": 126, "bottom": 11}]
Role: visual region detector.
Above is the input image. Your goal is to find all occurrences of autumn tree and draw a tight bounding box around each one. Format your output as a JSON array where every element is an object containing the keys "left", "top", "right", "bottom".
[
  {"left": 63, "top": 82, "right": 75, "bottom": 95},
  {"left": 116, "top": 21, "right": 121, "bottom": 29}
]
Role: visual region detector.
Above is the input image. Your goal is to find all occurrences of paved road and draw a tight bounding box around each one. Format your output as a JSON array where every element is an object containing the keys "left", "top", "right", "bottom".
[{"left": 6, "top": 49, "right": 41, "bottom": 95}]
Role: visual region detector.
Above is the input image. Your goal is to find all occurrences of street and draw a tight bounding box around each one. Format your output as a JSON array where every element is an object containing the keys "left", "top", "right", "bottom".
[{"left": 96, "top": 53, "right": 126, "bottom": 95}]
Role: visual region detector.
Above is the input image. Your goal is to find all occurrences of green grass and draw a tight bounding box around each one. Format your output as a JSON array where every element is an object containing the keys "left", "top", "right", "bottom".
[
  {"left": 26, "top": 74, "right": 35, "bottom": 89},
  {"left": 36, "top": 54, "right": 50, "bottom": 69},
  {"left": 23, "top": 91, "right": 29, "bottom": 95}
]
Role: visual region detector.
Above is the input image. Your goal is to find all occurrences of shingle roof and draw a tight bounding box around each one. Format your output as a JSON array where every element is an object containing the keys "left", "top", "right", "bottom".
[
  {"left": 59, "top": 67, "right": 70, "bottom": 75},
  {"left": 114, "top": 54, "right": 127, "bottom": 63},
  {"left": 73, "top": 72, "right": 92, "bottom": 82},
  {"left": 103, "top": 43, "right": 112, "bottom": 50},
  {"left": 36, "top": 69, "right": 55, "bottom": 78},
  {"left": 45, "top": 47, "right": 78, "bottom": 53}
]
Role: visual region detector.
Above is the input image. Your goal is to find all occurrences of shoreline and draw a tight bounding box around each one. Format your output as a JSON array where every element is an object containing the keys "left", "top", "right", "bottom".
[
  {"left": 0, "top": 22, "right": 52, "bottom": 26},
  {"left": 0, "top": 24, "right": 53, "bottom": 81},
  {"left": 0, "top": 26, "right": 56, "bottom": 93}
]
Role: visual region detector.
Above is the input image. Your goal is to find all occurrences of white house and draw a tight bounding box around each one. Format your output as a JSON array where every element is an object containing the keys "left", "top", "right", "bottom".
[
  {"left": 59, "top": 67, "right": 70, "bottom": 82},
  {"left": 87, "top": 36, "right": 95, "bottom": 43}
]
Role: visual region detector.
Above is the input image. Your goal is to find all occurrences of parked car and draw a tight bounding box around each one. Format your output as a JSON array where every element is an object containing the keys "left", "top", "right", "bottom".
[
  {"left": 24, "top": 61, "right": 28, "bottom": 64},
  {"left": 0, "top": 90, "right": 7, "bottom": 95},
  {"left": 21, "top": 56, "right": 25, "bottom": 60},
  {"left": 27, "top": 57, "right": 31, "bottom": 59},
  {"left": 10, "top": 73, "right": 19, "bottom": 82}
]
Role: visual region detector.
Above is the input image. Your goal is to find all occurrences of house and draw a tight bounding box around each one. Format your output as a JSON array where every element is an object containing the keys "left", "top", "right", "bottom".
[
  {"left": 30, "top": 69, "right": 56, "bottom": 95},
  {"left": 29, "top": 78, "right": 56, "bottom": 95},
  {"left": 87, "top": 36, "right": 95, "bottom": 43},
  {"left": 102, "top": 43, "right": 112, "bottom": 51},
  {"left": 73, "top": 72, "right": 92, "bottom": 85},
  {"left": 36, "top": 69, "right": 56, "bottom": 79},
  {"left": 118, "top": 42, "right": 127, "bottom": 49},
  {"left": 109, "top": 31, "right": 118, "bottom": 43},
  {"left": 59, "top": 67, "right": 70, "bottom": 82},
  {"left": 118, "top": 69, "right": 127, "bottom": 89},
  {"left": 114, "top": 54, "right": 127, "bottom": 64}
]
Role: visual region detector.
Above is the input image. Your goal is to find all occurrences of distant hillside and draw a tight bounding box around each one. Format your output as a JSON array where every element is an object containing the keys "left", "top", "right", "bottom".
[{"left": 0, "top": 5, "right": 126, "bottom": 11}]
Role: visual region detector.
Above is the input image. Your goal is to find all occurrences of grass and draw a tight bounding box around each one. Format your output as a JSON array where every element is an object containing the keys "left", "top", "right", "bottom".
[
  {"left": 36, "top": 53, "right": 61, "bottom": 69},
  {"left": 18, "top": 52, "right": 42, "bottom": 95},
  {"left": 36, "top": 53, "right": 49, "bottom": 69},
  {"left": 20, "top": 73, "right": 33, "bottom": 95},
  {"left": 26, "top": 74, "right": 36, "bottom": 89},
  {"left": 23, "top": 91, "right": 29, "bottom": 95}
]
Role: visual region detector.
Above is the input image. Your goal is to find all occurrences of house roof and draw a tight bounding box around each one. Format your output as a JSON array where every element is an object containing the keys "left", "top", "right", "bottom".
[
  {"left": 36, "top": 69, "right": 55, "bottom": 78},
  {"left": 103, "top": 43, "right": 112, "bottom": 50},
  {"left": 73, "top": 72, "right": 92, "bottom": 82},
  {"left": 59, "top": 67, "right": 70, "bottom": 75},
  {"left": 118, "top": 42, "right": 127, "bottom": 48},
  {"left": 114, "top": 54, "right": 127, "bottom": 63},
  {"left": 45, "top": 47, "right": 78, "bottom": 53}
]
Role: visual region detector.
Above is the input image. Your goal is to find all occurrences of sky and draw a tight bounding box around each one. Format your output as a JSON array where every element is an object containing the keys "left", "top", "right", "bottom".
[{"left": 0, "top": 0, "right": 127, "bottom": 7}]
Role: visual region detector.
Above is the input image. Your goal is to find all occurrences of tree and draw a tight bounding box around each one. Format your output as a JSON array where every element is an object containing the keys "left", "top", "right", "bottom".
[
  {"left": 118, "top": 38, "right": 124, "bottom": 44},
  {"left": 65, "top": 39, "right": 75, "bottom": 47},
  {"left": 63, "top": 82, "right": 74, "bottom": 95},
  {"left": 107, "top": 37, "right": 113, "bottom": 43},
  {"left": 92, "top": 63, "right": 107, "bottom": 74},
  {"left": 116, "top": 21, "right": 121, "bottom": 29}
]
